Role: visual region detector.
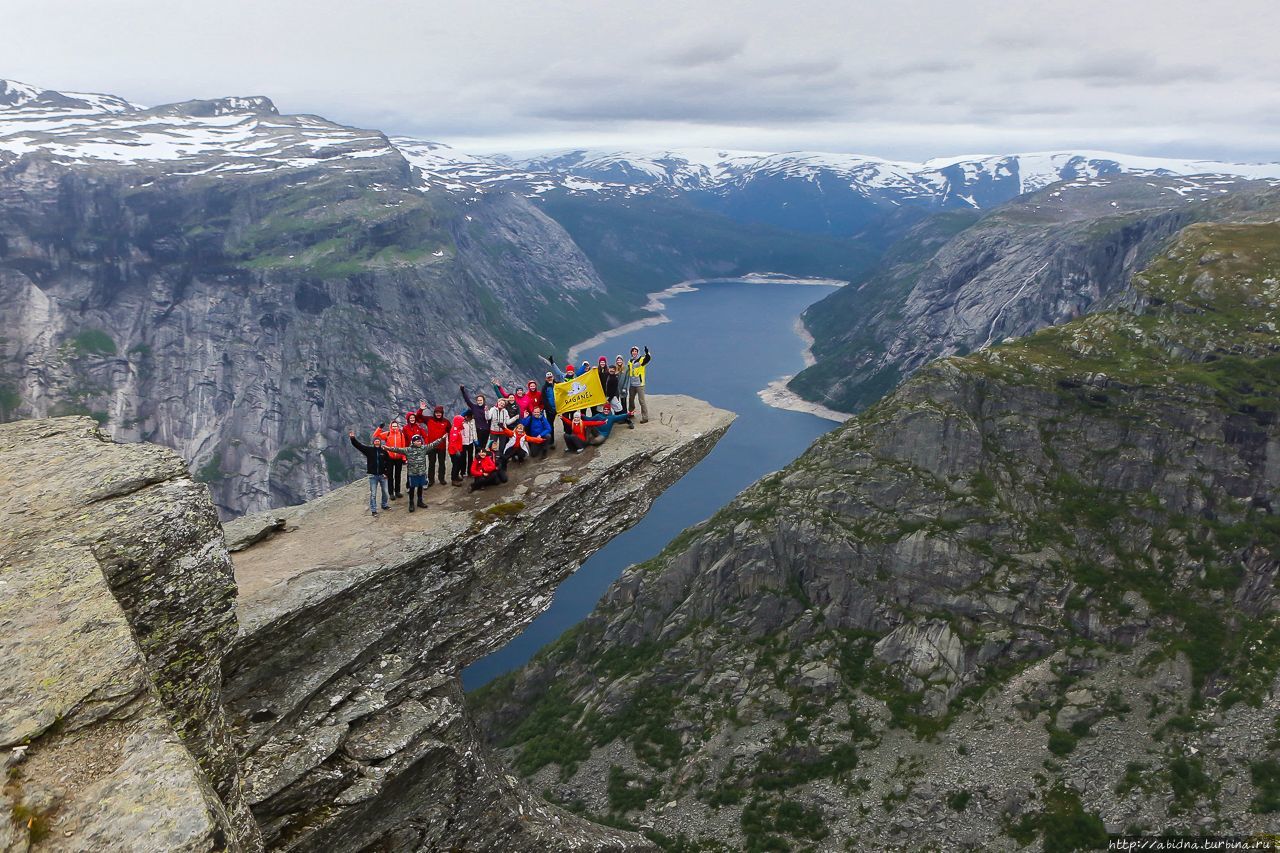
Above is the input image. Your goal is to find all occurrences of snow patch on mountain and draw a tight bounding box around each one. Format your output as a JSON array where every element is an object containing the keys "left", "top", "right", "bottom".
[{"left": 0, "top": 79, "right": 396, "bottom": 174}]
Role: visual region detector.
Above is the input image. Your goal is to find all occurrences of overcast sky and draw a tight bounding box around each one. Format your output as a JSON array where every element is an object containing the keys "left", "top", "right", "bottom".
[{"left": 5, "top": 0, "right": 1279, "bottom": 161}]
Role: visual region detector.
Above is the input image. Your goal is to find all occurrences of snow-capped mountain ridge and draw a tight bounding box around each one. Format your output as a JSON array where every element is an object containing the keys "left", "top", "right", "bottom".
[
  {"left": 0, "top": 78, "right": 397, "bottom": 176},
  {"left": 4, "top": 78, "right": 1279, "bottom": 213}
]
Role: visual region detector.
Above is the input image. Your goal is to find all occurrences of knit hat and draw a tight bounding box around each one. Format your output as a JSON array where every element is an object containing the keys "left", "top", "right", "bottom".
[
  {"left": 434, "top": 405, "right": 444, "bottom": 415},
  {"left": 411, "top": 434, "right": 423, "bottom": 443},
  {"left": 599, "top": 356, "right": 607, "bottom": 363},
  {"left": 565, "top": 364, "right": 575, "bottom": 373}
]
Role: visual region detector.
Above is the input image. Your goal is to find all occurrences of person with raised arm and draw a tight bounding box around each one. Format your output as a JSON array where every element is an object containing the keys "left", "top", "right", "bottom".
[
  {"left": 540, "top": 370, "right": 558, "bottom": 447},
  {"left": 459, "top": 385, "right": 490, "bottom": 451},
  {"left": 627, "top": 345, "right": 652, "bottom": 423},
  {"left": 561, "top": 410, "right": 606, "bottom": 453},
  {"left": 348, "top": 430, "right": 394, "bottom": 515},
  {"left": 401, "top": 432, "right": 444, "bottom": 512},
  {"left": 493, "top": 421, "right": 543, "bottom": 468}
]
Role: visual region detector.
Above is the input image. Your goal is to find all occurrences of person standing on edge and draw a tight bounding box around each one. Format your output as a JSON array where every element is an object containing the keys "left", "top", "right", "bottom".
[
  {"left": 349, "top": 430, "right": 393, "bottom": 515},
  {"left": 403, "top": 409, "right": 427, "bottom": 446},
  {"left": 447, "top": 414, "right": 468, "bottom": 485},
  {"left": 402, "top": 434, "right": 431, "bottom": 512},
  {"left": 540, "top": 370, "right": 558, "bottom": 447},
  {"left": 628, "top": 345, "right": 651, "bottom": 423},
  {"left": 459, "top": 385, "right": 490, "bottom": 451},
  {"left": 460, "top": 411, "right": 477, "bottom": 474},
  {"left": 376, "top": 418, "right": 408, "bottom": 499},
  {"left": 423, "top": 405, "right": 449, "bottom": 487},
  {"left": 614, "top": 355, "right": 635, "bottom": 428}
]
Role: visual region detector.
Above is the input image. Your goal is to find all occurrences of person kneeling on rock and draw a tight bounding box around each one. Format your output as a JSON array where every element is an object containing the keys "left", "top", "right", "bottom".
[{"left": 469, "top": 445, "right": 507, "bottom": 491}]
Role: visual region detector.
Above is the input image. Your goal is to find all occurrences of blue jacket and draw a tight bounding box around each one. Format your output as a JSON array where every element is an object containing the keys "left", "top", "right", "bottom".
[
  {"left": 541, "top": 381, "right": 557, "bottom": 415},
  {"left": 525, "top": 413, "right": 552, "bottom": 440},
  {"left": 593, "top": 412, "right": 631, "bottom": 441}
]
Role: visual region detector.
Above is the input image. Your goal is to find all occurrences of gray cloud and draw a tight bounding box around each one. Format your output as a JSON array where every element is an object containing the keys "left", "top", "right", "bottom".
[
  {"left": 1036, "top": 54, "right": 1231, "bottom": 86},
  {"left": 658, "top": 38, "right": 747, "bottom": 68},
  {"left": 2, "top": 0, "right": 1277, "bottom": 161}
]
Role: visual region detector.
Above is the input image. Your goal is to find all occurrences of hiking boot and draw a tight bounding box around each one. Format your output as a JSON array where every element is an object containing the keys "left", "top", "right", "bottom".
[
  {"left": 417, "top": 500, "right": 427, "bottom": 508},
  {"left": 408, "top": 503, "right": 415, "bottom": 513},
  {"left": 382, "top": 504, "right": 390, "bottom": 510},
  {"left": 371, "top": 510, "right": 378, "bottom": 516}
]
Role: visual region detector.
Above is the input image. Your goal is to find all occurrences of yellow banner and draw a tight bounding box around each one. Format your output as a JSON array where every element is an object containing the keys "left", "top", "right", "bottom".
[{"left": 554, "top": 369, "right": 606, "bottom": 413}]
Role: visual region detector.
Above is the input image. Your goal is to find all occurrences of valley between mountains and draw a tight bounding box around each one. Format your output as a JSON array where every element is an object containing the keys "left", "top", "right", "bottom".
[{"left": 2, "top": 75, "right": 1279, "bottom": 852}]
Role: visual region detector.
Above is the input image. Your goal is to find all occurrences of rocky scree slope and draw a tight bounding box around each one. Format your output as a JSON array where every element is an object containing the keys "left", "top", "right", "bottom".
[
  {"left": 473, "top": 222, "right": 1280, "bottom": 851},
  {"left": 791, "top": 176, "right": 1280, "bottom": 414},
  {"left": 0, "top": 83, "right": 624, "bottom": 518}
]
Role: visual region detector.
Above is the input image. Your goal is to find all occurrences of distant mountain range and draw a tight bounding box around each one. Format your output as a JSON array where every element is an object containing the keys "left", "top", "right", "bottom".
[
  {"left": 5, "top": 76, "right": 1279, "bottom": 234},
  {"left": 4, "top": 76, "right": 1280, "bottom": 515}
]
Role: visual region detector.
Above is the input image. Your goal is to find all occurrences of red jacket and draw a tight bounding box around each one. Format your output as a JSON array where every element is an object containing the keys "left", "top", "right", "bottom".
[
  {"left": 470, "top": 453, "right": 498, "bottom": 477},
  {"left": 561, "top": 414, "right": 605, "bottom": 442},
  {"left": 403, "top": 415, "right": 428, "bottom": 445},
  {"left": 447, "top": 415, "right": 465, "bottom": 455},
  {"left": 424, "top": 414, "right": 449, "bottom": 445}
]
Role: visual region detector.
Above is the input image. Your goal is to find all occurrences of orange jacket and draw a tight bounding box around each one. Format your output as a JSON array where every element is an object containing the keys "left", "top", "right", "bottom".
[{"left": 375, "top": 425, "right": 408, "bottom": 461}]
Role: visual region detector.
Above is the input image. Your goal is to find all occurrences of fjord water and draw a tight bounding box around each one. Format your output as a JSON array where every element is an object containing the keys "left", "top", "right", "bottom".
[{"left": 463, "top": 281, "right": 842, "bottom": 688}]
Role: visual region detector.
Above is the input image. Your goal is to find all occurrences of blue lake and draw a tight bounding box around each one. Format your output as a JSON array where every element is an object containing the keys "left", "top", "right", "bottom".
[{"left": 462, "top": 281, "right": 842, "bottom": 689}]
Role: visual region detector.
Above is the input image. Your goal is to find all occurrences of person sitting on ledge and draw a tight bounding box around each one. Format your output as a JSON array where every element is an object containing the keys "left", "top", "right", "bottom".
[
  {"left": 561, "top": 410, "right": 606, "bottom": 453},
  {"left": 494, "top": 421, "right": 543, "bottom": 468},
  {"left": 525, "top": 405, "right": 553, "bottom": 458},
  {"left": 589, "top": 403, "right": 633, "bottom": 443},
  {"left": 348, "top": 430, "right": 394, "bottom": 516},
  {"left": 469, "top": 444, "right": 507, "bottom": 491}
]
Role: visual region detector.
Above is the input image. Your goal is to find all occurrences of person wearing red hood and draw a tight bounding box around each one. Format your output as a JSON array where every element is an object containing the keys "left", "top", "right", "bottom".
[
  {"left": 421, "top": 405, "right": 449, "bottom": 486},
  {"left": 373, "top": 419, "right": 408, "bottom": 499},
  {"left": 447, "top": 414, "right": 468, "bottom": 485},
  {"left": 403, "top": 409, "right": 428, "bottom": 445}
]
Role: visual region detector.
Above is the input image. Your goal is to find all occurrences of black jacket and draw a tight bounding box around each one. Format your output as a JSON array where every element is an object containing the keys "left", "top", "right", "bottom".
[{"left": 350, "top": 435, "right": 395, "bottom": 476}]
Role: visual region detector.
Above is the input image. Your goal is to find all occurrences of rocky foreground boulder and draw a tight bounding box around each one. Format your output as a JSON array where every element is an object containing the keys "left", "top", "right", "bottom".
[{"left": 1, "top": 394, "right": 732, "bottom": 851}]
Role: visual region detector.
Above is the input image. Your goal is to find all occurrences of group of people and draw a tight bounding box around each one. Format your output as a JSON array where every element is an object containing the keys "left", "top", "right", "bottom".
[{"left": 347, "top": 345, "right": 653, "bottom": 515}]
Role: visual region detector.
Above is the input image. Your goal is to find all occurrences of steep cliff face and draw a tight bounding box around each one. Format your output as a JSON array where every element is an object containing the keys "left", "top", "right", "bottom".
[
  {"left": 791, "top": 176, "right": 1280, "bottom": 413},
  {"left": 475, "top": 223, "right": 1280, "bottom": 850},
  {"left": 222, "top": 394, "right": 732, "bottom": 852},
  {"left": 1, "top": 417, "right": 260, "bottom": 850},
  {"left": 0, "top": 97, "right": 621, "bottom": 518},
  {"left": 2, "top": 396, "right": 733, "bottom": 851}
]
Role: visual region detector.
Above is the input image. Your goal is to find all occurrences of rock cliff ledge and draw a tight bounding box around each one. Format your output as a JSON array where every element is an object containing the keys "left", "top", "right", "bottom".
[{"left": 1, "top": 394, "right": 733, "bottom": 851}]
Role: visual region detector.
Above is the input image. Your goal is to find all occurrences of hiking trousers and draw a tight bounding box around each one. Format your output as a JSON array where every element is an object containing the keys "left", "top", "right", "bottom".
[
  {"left": 628, "top": 385, "right": 648, "bottom": 422},
  {"left": 427, "top": 448, "right": 446, "bottom": 484},
  {"left": 367, "top": 475, "right": 389, "bottom": 513}
]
